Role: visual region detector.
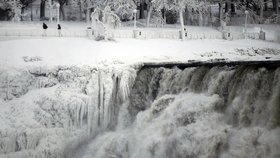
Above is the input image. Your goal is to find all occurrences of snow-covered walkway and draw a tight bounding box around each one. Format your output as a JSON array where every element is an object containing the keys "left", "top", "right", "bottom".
[{"left": 0, "top": 38, "right": 279, "bottom": 68}]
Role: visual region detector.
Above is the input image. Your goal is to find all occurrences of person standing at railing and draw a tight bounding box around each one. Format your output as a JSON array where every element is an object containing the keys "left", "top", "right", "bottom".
[
  {"left": 42, "top": 23, "right": 48, "bottom": 36},
  {"left": 57, "top": 24, "right": 62, "bottom": 37}
]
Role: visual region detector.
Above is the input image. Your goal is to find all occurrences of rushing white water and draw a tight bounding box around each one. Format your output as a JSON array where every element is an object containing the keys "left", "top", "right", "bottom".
[
  {"left": 0, "top": 65, "right": 279, "bottom": 158},
  {"left": 79, "top": 65, "right": 280, "bottom": 158}
]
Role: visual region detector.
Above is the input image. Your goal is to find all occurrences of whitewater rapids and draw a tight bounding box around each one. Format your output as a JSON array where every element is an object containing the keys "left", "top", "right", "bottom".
[
  {"left": 0, "top": 65, "right": 279, "bottom": 158},
  {"left": 75, "top": 65, "right": 280, "bottom": 158}
]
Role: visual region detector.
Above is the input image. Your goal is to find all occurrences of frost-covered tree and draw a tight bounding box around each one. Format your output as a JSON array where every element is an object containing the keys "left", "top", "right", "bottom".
[
  {"left": 110, "top": 0, "right": 136, "bottom": 21},
  {"left": 250, "top": 0, "right": 278, "bottom": 23},
  {"left": 102, "top": 5, "right": 122, "bottom": 28},
  {"left": 213, "top": 0, "right": 226, "bottom": 27},
  {"left": 91, "top": 0, "right": 136, "bottom": 22},
  {"left": 91, "top": 6, "right": 121, "bottom": 40},
  {"left": 134, "top": 0, "right": 156, "bottom": 27},
  {"left": 208, "top": 0, "right": 278, "bottom": 25},
  {"left": 47, "top": 0, "right": 56, "bottom": 22},
  {"left": 252, "top": 0, "right": 265, "bottom": 22},
  {"left": 57, "top": 0, "right": 68, "bottom": 20},
  {"left": 0, "top": 0, "right": 22, "bottom": 21},
  {"left": 208, "top": 0, "right": 236, "bottom": 26},
  {"left": 152, "top": 0, "right": 200, "bottom": 39},
  {"left": 19, "top": 0, "right": 35, "bottom": 20},
  {"left": 1, "top": 0, "right": 36, "bottom": 21},
  {"left": 145, "top": 0, "right": 153, "bottom": 26},
  {"left": 234, "top": 0, "right": 269, "bottom": 24},
  {"left": 69, "top": 0, "right": 98, "bottom": 21},
  {"left": 71, "top": 0, "right": 135, "bottom": 22},
  {"left": 75, "top": 0, "right": 100, "bottom": 22}
]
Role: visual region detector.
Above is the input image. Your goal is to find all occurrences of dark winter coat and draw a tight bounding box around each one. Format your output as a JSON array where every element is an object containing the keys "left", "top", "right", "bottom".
[
  {"left": 43, "top": 23, "right": 48, "bottom": 30},
  {"left": 57, "top": 24, "right": 61, "bottom": 30}
]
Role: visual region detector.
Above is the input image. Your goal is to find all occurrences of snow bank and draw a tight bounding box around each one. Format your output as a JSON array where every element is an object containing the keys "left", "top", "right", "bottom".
[{"left": 0, "top": 38, "right": 279, "bottom": 68}]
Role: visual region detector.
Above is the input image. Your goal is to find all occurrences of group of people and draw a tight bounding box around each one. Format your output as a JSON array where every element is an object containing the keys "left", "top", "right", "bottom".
[{"left": 42, "top": 22, "right": 62, "bottom": 37}]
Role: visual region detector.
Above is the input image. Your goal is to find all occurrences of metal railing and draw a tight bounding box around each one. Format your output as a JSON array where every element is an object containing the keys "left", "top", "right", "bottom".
[{"left": 0, "top": 27, "right": 263, "bottom": 41}]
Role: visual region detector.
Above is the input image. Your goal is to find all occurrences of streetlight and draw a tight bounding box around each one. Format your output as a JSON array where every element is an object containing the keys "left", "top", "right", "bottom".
[
  {"left": 133, "top": 9, "right": 137, "bottom": 29},
  {"left": 56, "top": 3, "right": 60, "bottom": 24},
  {"left": 244, "top": 10, "right": 249, "bottom": 38}
]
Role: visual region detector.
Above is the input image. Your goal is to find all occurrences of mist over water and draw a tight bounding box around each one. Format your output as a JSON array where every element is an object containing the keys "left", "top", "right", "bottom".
[{"left": 71, "top": 66, "right": 280, "bottom": 158}]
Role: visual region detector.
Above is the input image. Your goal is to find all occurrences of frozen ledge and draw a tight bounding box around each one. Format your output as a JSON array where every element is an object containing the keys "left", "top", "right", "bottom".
[{"left": 142, "top": 60, "right": 280, "bottom": 69}]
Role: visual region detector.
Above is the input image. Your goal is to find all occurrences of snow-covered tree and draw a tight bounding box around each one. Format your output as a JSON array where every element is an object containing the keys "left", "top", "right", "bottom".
[
  {"left": 19, "top": 0, "right": 35, "bottom": 20},
  {"left": 102, "top": 5, "right": 121, "bottom": 28},
  {"left": 70, "top": 0, "right": 136, "bottom": 22},
  {"left": 91, "top": 5, "right": 121, "bottom": 40},
  {"left": 145, "top": 0, "right": 153, "bottom": 27},
  {"left": 69, "top": 0, "right": 99, "bottom": 21},
  {"left": 1, "top": 0, "right": 36, "bottom": 21},
  {"left": 207, "top": 0, "right": 236, "bottom": 26},
  {"left": 69, "top": 0, "right": 93, "bottom": 22},
  {"left": 152, "top": 0, "right": 200, "bottom": 39},
  {"left": 56, "top": 0, "right": 68, "bottom": 20},
  {"left": 256, "top": 0, "right": 265, "bottom": 21},
  {"left": 0, "top": 0, "right": 22, "bottom": 21},
  {"left": 134, "top": 0, "right": 156, "bottom": 27},
  {"left": 250, "top": 0, "right": 275, "bottom": 23},
  {"left": 234, "top": 0, "right": 266, "bottom": 24},
  {"left": 47, "top": 0, "right": 56, "bottom": 22},
  {"left": 109, "top": 0, "right": 136, "bottom": 20},
  {"left": 150, "top": 9, "right": 166, "bottom": 27},
  {"left": 210, "top": 0, "right": 225, "bottom": 27}
]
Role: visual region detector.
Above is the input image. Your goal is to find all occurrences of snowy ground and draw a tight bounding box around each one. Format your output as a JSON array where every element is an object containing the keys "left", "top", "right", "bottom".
[{"left": 0, "top": 37, "right": 280, "bottom": 68}]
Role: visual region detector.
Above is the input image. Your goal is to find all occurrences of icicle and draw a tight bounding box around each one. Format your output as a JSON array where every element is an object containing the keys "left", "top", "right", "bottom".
[{"left": 118, "top": 69, "right": 137, "bottom": 102}]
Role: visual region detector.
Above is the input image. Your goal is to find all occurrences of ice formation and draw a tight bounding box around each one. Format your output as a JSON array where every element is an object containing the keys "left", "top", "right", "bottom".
[
  {"left": 0, "top": 64, "right": 280, "bottom": 158},
  {"left": 0, "top": 65, "right": 137, "bottom": 158}
]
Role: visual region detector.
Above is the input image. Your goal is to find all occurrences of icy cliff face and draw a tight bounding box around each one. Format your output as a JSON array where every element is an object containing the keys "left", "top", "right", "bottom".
[{"left": 0, "top": 65, "right": 279, "bottom": 158}]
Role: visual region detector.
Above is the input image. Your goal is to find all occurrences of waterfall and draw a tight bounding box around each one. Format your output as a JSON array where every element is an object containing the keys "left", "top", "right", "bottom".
[
  {"left": 85, "top": 68, "right": 137, "bottom": 133},
  {"left": 0, "top": 64, "right": 279, "bottom": 158},
  {"left": 80, "top": 65, "right": 280, "bottom": 158},
  {"left": 62, "top": 67, "right": 137, "bottom": 158}
]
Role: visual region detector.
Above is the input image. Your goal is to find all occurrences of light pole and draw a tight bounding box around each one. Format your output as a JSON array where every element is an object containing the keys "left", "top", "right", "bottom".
[
  {"left": 133, "top": 9, "right": 137, "bottom": 29},
  {"left": 56, "top": 3, "right": 60, "bottom": 24},
  {"left": 244, "top": 10, "right": 249, "bottom": 38}
]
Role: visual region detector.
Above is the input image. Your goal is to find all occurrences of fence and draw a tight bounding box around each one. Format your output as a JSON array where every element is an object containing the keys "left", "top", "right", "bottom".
[
  {"left": 222, "top": 31, "right": 260, "bottom": 40},
  {"left": 0, "top": 27, "right": 262, "bottom": 41},
  {"left": 0, "top": 28, "right": 88, "bottom": 37}
]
